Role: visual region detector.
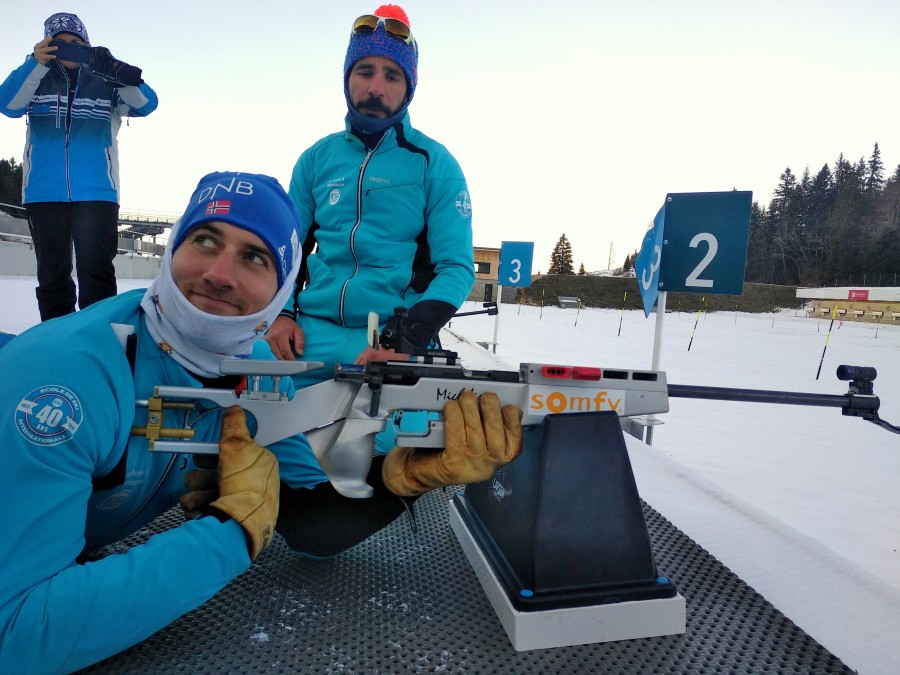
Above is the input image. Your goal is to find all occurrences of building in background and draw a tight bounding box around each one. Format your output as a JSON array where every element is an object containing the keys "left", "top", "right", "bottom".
[{"left": 470, "top": 246, "right": 516, "bottom": 304}]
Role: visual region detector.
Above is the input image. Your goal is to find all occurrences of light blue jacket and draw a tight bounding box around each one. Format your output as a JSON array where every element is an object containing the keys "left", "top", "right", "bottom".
[
  {"left": 0, "top": 54, "right": 158, "bottom": 204},
  {"left": 287, "top": 112, "right": 475, "bottom": 327},
  {"left": 0, "top": 290, "right": 325, "bottom": 674}
]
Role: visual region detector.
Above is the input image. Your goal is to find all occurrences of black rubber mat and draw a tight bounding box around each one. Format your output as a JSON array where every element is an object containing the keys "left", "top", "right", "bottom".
[{"left": 79, "top": 488, "right": 852, "bottom": 674}]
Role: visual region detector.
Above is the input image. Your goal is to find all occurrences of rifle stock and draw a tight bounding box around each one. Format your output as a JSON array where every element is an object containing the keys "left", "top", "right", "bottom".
[{"left": 140, "top": 356, "right": 670, "bottom": 498}]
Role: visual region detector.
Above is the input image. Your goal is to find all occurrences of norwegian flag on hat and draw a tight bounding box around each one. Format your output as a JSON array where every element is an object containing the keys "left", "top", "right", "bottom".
[
  {"left": 174, "top": 172, "right": 301, "bottom": 288},
  {"left": 205, "top": 200, "right": 231, "bottom": 215}
]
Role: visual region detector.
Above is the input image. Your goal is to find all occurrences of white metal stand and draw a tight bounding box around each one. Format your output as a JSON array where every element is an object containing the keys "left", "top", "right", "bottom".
[{"left": 449, "top": 500, "right": 686, "bottom": 651}]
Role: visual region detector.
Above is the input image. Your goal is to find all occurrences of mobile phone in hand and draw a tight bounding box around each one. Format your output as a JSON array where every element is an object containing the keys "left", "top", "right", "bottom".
[{"left": 49, "top": 40, "right": 91, "bottom": 64}]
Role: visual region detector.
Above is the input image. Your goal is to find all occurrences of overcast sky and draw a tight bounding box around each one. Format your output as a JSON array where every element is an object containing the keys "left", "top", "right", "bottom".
[{"left": 2, "top": 1, "right": 898, "bottom": 273}]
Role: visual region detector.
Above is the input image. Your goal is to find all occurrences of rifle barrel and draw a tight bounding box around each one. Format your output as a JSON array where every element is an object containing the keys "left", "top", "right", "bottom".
[{"left": 668, "top": 384, "right": 848, "bottom": 408}]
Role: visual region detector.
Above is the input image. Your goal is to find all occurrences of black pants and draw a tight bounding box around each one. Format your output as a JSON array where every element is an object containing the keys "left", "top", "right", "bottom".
[
  {"left": 25, "top": 201, "right": 119, "bottom": 321},
  {"left": 276, "top": 456, "right": 419, "bottom": 558}
]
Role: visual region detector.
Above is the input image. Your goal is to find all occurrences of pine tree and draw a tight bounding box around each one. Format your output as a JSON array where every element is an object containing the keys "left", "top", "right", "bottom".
[
  {"left": 824, "top": 155, "right": 867, "bottom": 284},
  {"left": 832, "top": 153, "right": 851, "bottom": 194},
  {"left": 578, "top": 263, "right": 586, "bottom": 275},
  {"left": 866, "top": 143, "right": 885, "bottom": 192},
  {"left": 548, "top": 234, "right": 574, "bottom": 274},
  {"left": 769, "top": 167, "right": 802, "bottom": 283}
]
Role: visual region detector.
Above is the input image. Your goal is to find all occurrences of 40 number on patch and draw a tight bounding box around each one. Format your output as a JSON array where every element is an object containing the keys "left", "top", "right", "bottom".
[{"left": 16, "top": 385, "right": 83, "bottom": 446}]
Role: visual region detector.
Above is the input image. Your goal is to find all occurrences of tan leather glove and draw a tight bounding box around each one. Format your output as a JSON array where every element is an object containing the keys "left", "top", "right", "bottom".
[
  {"left": 382, "top": 391, "right": 523, "bottom": 497},
  {"left": 182, "top": 406, "right": 280, "bottom": 560}
]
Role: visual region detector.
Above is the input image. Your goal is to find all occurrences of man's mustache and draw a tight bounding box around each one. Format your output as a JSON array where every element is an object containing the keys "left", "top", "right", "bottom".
[{"left": 357, "top": 97, "right": 392, "bottom": 115}]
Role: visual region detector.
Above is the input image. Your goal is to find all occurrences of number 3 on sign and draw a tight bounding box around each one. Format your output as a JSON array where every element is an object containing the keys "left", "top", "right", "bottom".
[
  {"left": 507, "top": 258, "right": 521, "bottom": 284},
  {"left": 641, "top": 245, "right": 661, "bottom": 291},
  {"left": 685, "top": 232, "right": 717, "bottom": 288}
]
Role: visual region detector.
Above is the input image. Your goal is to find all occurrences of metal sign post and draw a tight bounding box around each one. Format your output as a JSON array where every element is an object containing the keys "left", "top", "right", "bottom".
[{"left": 491, "top": 285, "right": 502, "bottom": 353}]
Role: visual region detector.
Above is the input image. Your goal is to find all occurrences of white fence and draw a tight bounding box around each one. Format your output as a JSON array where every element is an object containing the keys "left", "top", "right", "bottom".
[
  {"left": 0, "top": 207, "right": 165, "bottom": 279},
  {"left": 0, "top": 238, "right": 161, "bottom": 279}
]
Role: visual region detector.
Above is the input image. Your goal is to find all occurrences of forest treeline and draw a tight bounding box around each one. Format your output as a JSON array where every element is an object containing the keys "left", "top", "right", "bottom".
[{"left": 745, "top": 143, "right": 899, "bottom": 287}]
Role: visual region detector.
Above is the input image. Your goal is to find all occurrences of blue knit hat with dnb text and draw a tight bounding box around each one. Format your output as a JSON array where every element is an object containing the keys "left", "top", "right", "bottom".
[{"left": 174, "top": 172, "right": 302, "bottom": 288}]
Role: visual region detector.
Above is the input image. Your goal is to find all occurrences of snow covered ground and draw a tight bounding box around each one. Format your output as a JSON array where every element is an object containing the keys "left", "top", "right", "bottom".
[{"left": 3, "top": 276, "right": 899, "bottom": 672}]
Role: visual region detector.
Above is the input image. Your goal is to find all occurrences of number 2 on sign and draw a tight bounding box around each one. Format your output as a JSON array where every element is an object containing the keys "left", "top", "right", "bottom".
[{"left": 685, "top": 232, "right": 717, "bottom": 288}]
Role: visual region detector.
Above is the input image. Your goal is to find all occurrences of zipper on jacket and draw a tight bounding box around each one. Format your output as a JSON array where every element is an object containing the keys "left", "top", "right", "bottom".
[
  {"left": 59, "top": 63, "right": 77, "bottom": 201},
  {"left": 338, "top": 133, "right": 386, "bottom": 326}
]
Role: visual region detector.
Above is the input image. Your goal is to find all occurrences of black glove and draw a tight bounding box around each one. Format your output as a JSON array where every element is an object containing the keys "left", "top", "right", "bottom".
[
  {"left": 402, "top": 300, "right": 457, "bottom": 352},
  {"left": 89, "top": 46, "right": 143, "bottom": 86}
]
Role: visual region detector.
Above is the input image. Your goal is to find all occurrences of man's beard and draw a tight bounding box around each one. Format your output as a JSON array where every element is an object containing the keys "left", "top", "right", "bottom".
[{"left": 356, "top": 96, "right": 393, "bottom": 118}]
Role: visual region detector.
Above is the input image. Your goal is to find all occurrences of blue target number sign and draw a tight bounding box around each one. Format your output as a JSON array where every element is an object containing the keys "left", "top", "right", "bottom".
[
  {"left": 658, "top": 191, "right": 752, "bottom": 295},
  {"left": 498, "top": 241, "right": 534, "bottom": 287},
  {"left": 636, "top": 191, "right": 751, "bottom": 315}
]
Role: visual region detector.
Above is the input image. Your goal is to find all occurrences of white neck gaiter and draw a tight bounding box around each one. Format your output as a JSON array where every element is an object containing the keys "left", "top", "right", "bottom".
[{"left": 140, "top": 236, "right": 300, "bottom": 379}]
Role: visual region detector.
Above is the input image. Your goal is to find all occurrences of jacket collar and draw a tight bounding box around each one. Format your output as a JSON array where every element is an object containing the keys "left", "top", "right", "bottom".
[{"left": 345, "top": 110, "right": 411, "bottom": 150}]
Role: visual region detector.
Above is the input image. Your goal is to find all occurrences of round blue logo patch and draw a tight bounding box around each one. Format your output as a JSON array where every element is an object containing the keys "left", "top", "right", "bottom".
[
  {"left": 15, "top": 385, "right": 83, "bottom": 446},
  {"left": 455, "top": 191, "right": 472, "bottom": 218}
]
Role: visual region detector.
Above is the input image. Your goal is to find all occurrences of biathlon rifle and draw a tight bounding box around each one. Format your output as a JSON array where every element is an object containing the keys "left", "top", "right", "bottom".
[{"left": 136, "top": 307, "right": 898, "bottom": 499}]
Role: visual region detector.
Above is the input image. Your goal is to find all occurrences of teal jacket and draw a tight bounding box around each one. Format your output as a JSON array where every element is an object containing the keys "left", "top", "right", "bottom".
[
  {"left": 0, "top": 291, "right": 325, "bottom": 674},
  {"left": 287, "top": 113, "right": 474, "bottom": 329}
]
